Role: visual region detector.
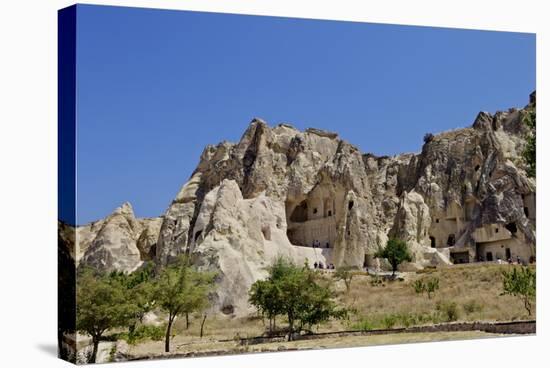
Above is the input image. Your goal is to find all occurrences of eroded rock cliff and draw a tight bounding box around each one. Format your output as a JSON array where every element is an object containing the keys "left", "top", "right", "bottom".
[{"left": 72, "top": 93, "right": 536, "bottom": 315}]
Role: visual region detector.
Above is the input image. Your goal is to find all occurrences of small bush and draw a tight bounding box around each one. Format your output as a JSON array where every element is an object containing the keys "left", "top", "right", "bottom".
[
  {"left": 370, "top": 274, "right": 384, "bottom": 287},
  {"left": 426, "top": 278, "right": 440, "bottom": 299},
  {"left": 463, "top": 300, "right": 484, "bottom": 315},
  {"left": 413, "top": 280, "right": 426, "bottom": 294},
  {"left": 352, "top": 318, "right": 375, "bottom": 331},
  {"left": 382, "top": 314, "right": 398, "bottom": 329},
  {"left": 397, "top": 313, "right": 417, "bottom": 328},
  {"left": 436, "top": 301, "right": 460, "bottom": 322}
]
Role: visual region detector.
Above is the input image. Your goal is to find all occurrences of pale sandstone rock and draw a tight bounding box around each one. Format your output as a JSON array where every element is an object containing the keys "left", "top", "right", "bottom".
[
  {"left": 77, "top": 94, "right": 536, "bottom": 315},
  {"left": 79, "top": 203, "right": 162, "bottom": 272}
]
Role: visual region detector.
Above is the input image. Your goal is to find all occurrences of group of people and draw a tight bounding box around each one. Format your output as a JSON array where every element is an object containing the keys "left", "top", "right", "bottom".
[
  {"left": 311, "top": 240, "right": 330, "bottom": 248},
  {"left": 313, "top": 261, "right": 335, "bottom": 270}
]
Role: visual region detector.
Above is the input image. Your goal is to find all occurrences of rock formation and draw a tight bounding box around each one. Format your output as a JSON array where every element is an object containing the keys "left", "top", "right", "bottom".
[
  {"left": 70, "top": 92, "right": 536, "bottom": 315},
  {"left": 78, "top": 203, "right": 163, "bottom": 273}
]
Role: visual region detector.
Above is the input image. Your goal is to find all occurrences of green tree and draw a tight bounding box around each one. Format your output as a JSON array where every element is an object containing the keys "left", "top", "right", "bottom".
[
  {"left": 375, "top": 239, "right": 413, "bottom": 276},
  {"left": 249, "top": 279, "right": 282, "bottom": 334},
  {"left": 249, "top": 257, "right": 347, "bottom": 341},
  {"left": 108, "top": 262, "right": 156, "bottom": 335},
  {"left": 76, "top": 268, "right": 138, "bottom": 363},
  {"left": 334, "top": 266, "right": 355, "bottom": 294},
  {"left": 501, "top": 266, "right": 536, "bottom": 316},
  {"left": 154, "top": 256, "right": 216, "bottom": 352},
  {"left": 522, "top": 108, "right": 536, "bottom": 178}
]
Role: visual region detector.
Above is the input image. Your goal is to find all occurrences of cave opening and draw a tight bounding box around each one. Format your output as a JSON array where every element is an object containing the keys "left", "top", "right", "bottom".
[
  {"left": 286, "top": 196, "right": 338, "bottom": 248},
  {"left": 261, "top": 225, "right": 271, "bottom": 241},
  {"left": 447, "top": 234, "right": 456, "bottom": 246},
  {"left": 505, "top": 222, "right": 517, "bottom": 235},
  {"left": 289, "top": 200, "right": 308, "bottom": 223},
  {"left": 194, "top": 230, "right": 203, "bottom": 242}
]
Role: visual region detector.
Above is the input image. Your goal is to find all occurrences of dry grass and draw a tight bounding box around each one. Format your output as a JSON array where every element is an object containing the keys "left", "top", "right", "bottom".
[
  {"left": 126, "top": 263, "right": 534, "bottom": 357},
  {"left": 340, "top": 264, "right": 535, "bottom": 329}
]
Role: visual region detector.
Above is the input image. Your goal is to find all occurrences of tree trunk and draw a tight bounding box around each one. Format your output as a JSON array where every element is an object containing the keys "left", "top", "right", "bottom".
[
  {"left": 90, "top": 336, "right": 99, "bottom": 364},
  {"left": 129, "top": 321, "right": 136, "bottom": 335},
  {"left": 185, "top": 313, "right": 190, "bottom": 329},
  {"left": 287, "top": 316, "right": 294, "bottom": 341},
  {"left": 200, "top": 313, "right": 207, "bottom": 338},
  {"left": 165, "top": 315, "right": 174, "bottom": 353}
]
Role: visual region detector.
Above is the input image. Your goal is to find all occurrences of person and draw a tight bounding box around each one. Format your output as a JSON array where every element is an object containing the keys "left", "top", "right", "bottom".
[
  {"left": 326, "top": 242, "right": 330, "bottom": 248},
  {"left": 313, "top": 262, "right": 318, "bottom": 269}
]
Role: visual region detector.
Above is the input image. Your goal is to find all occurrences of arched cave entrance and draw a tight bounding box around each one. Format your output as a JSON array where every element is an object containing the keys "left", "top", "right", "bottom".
[
  {"left": 289, "top": 200, "right": 308, "bottom": 223},
  {"left": 286, "top": 195, "right": 338, "bottom": 248}
]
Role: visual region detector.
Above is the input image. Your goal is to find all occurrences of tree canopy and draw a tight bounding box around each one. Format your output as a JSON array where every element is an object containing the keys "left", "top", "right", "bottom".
[
  {"left": 375, "top": 238, "right": 412, "bottom": 276},
  {"left": 76, "top": 268, "right": 138, "bottom": 363},
  {"left": 501, "top": 266, "right": 536, "bottom": 316},
  {"left": 249, "top": 257, "right": 347, "bottom": 340},
  {"left": 154, "top": 256, "right": 216, "bottom": 352}
]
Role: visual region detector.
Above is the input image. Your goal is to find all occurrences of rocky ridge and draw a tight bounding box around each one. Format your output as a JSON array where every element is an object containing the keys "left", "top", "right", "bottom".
[{"left": 69, "top": 92, "right": 536, "bottom": 316}]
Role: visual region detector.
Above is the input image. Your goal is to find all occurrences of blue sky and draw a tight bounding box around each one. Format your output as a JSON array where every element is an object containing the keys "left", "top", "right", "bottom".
[{"left": 75, "top": 4, "right": 535, "bottom": 224}]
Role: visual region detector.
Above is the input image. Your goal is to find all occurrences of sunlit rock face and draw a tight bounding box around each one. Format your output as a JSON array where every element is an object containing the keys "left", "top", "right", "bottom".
[
  {"left": 78, "top": 203, "right": 162, "bottom": 273},
  {"left": 79, "top": 94, "right": 536, "bottom": 315}
]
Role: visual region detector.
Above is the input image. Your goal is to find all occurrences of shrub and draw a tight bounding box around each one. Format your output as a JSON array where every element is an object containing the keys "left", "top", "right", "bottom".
[
  {"left": 463, "top": 300, "right": 484, "bottom": 315},
  {"left": 370, "top": 274, "right": 384, "bottom": 287},
  {"left": 352, "top": 318, "right": 375, "bottom": 332},
  {"left": 382, "top": 314, "right": 398, "bottom": 329},
  {"left": 397, "top": 313, "right": 417, "bottom": 328},
  {"left": 413, "top": 279, "right": 426, "bottom": 295},
  {"left": 436, "top": 301, "right": 460, "bottom": 322},
  {"left": 425, "top": 278, "right": 440, "bottom": 299}
]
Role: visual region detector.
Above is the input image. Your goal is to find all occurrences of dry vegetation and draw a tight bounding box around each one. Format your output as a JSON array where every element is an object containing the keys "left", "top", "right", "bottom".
[
  {"left": 340, "top": 264, "right": 535, "bottom": 330},
  {"left": 124, "top": 263, "right": 534, "bottom": 358}
]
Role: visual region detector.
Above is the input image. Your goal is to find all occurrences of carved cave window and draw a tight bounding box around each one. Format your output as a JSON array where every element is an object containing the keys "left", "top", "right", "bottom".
[{"left": 447, "top": 234, "right": 455, "bottom": 246}]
